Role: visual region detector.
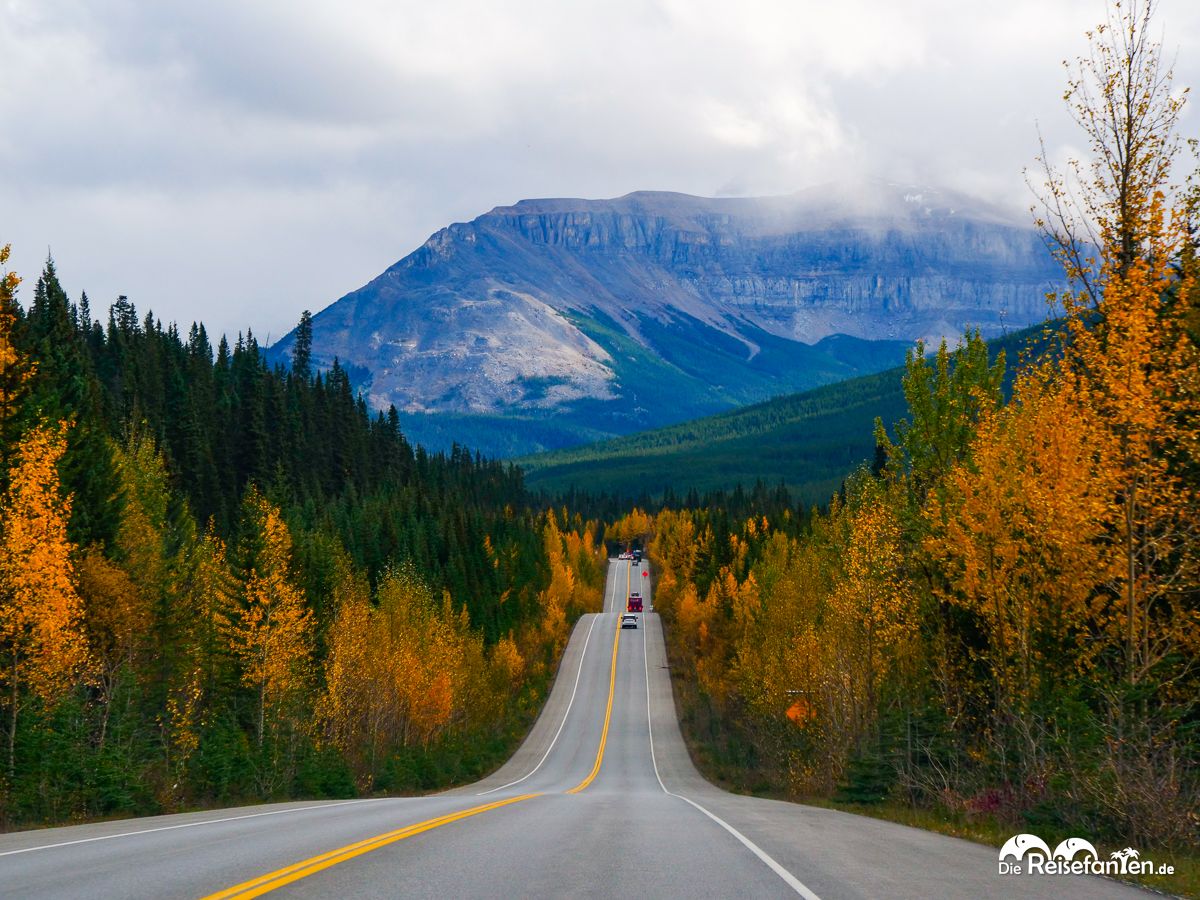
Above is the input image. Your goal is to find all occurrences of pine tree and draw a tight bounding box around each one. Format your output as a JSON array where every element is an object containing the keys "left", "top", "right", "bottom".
[
  {"left": 0, "top": 245, "right": 31, "bottom": 485},
  {"left": 291, "top": 311, "right": 313, "bottom": 383}
]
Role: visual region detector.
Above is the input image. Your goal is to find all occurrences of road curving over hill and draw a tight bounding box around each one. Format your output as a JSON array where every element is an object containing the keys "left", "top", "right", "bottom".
[{"left": 0, "top": 560, "right": 1147, "bottom": 899}]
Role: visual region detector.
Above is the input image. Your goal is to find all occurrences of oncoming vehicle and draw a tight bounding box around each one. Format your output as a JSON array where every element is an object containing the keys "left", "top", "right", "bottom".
[{"left": 621, "top": 613, "right": 639, "bottom": 629}]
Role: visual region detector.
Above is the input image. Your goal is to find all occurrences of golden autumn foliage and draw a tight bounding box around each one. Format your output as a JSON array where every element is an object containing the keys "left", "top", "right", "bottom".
[
  {"left": 320, "top": 564, "right": 512, "bottom": 789},
  {"left": 1032, "top": 0, "right": 1200, "bottom": 697},
  {"left": 1059, "top": 262, "right": 1200, "bottom": 689},
  {"left": 316, "top": 513, "right": 602, "bottom": 791},
  {"left": 607, "top": 507, "right": 653, "bottom": 546},
  {"left": 73, "top": 433, "right": 176, "bottom": 744},
  {"left": 649, "top": 3, "right": 1200, "bottom": 849},
  {"left": 0, "top": 422, "right": 89, "bottom": 772},
  {"left": 221, "top": 491, "right": 313, "bottom": 745},
  {"left": 925, "top": 365, "right": 1121, "bottom": 720},
  {"left": 532, "top": 513, "right": 603, "bottom": 670},
  {"left": 490, "top": 634, "right": 526, "bottom": 689},
  {"left": 830, "top": 480, "right": 917, "bottom": 706},
  {"left": 76, "top": 549, "right": 149, "bottom": 744},
  {"left": 0, "top": 423, "right": 89, "bottom": 701}
]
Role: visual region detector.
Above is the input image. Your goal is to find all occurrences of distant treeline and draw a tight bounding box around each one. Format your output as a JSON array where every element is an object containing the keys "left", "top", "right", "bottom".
[
  {"left": 519, "top": 322, "right": 1056, "bottom": 508},
  {"left": 550, "top": 480, "right": 810, "bottom": 537},
  {"left": 0, "top": 253, "right": 604, "bottom": 828}
]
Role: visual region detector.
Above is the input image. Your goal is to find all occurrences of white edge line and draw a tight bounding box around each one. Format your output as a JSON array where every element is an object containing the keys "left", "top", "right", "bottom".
[
  {"left": 642, "top": 608, "right": 821, "bottom": 900},
  {"left": 5, "top": 561, "right": 623, "bottom": 855},
  {"left": 476, "top": 598, "right": 604, "bottom": 795},
  {"left": 478, "top": 554, "right": 622, "bottom": 796},
  {"left": 0, "top": 797, "right": 397, "bottom": 858}
]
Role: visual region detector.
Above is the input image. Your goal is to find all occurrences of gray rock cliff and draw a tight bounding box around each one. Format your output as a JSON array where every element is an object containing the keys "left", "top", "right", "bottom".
[{"left": 269, "top": 182, "right": 1061, "bottom": 452}]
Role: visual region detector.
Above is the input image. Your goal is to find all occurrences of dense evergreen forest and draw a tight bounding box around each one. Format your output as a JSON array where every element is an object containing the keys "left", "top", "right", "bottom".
[{"left": 0, "top": 252, "right": 604, "bottom": 827}]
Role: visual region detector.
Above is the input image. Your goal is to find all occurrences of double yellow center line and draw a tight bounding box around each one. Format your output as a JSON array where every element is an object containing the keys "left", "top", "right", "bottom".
[
  {"left": 204, "top": 561, "right": 630, "bottom": 898},
  {"left": 202, "top": 793, "right": 538, "bottom": 899},
  {"left": 567, "top": 604, "right": 623, "bottom": 793}
]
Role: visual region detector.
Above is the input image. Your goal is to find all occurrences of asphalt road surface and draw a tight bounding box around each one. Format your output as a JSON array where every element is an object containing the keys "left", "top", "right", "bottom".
[{"left": 0, "top": 559, "right": 1149, "bottom": 899}]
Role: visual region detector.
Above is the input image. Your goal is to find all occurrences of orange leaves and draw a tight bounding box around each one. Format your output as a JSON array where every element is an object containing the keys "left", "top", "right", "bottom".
[
  {"left": 925, "top": 370, "right": 1119, "bottom": 712},
  {"left": 535, "top": 513, "right": 603, "bottom": 663},
  {"left": 1048, "top": 156, "right": 1200, "bottom": 691},
  {"left": 785, "top": 697, "right": 814, "bottom": 726},
  {"left": 319, "top": 567, "right": 495, "bottom": 786},
  {"left": 0, "top": 422, "right": 89, "bottom": 705}
]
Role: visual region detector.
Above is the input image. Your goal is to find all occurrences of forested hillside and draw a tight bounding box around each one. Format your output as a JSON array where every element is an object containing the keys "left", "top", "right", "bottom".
[
  {"left": 0, "top": 252, "right": 604, "bottom": 827},
  {"left": 519, "top": 323, "right": 1052, "bottom": 505}
]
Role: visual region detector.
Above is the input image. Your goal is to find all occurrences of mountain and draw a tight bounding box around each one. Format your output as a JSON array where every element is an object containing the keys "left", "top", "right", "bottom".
[
  {"left": 269, "top": 182, "right": 1061, "bottom": 456},
  {"left": 518, "top": 323, "right": 1054, "bottom": 506}
]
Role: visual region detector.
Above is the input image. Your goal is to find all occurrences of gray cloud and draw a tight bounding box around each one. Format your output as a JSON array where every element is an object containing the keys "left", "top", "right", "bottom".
[{"left": 2, "top": 0, "right": 1197, "bottom": 344}]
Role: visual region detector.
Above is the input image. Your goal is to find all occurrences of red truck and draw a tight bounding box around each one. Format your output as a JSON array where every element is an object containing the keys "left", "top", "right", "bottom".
[{"left": 627, "top": 592, "right": 643, "bottom": 613}]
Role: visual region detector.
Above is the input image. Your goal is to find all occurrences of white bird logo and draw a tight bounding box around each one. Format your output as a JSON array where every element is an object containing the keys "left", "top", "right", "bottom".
[
  {"left": 999, "top": 834, "right": 1052, "bottom": 860},
  {"left": 1053, "top": 838, "right": 1098, "bottom": 860}
]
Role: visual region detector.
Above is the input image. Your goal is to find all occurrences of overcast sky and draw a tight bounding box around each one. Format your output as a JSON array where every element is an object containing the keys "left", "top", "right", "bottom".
[{"left": 3, "top": 0, "right": 1198, "bottom": 345}]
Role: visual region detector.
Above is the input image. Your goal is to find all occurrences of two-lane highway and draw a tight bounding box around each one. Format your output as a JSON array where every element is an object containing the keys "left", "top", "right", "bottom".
[{"left": 0, "top": 560, "right": 1149, "bottom": 898}]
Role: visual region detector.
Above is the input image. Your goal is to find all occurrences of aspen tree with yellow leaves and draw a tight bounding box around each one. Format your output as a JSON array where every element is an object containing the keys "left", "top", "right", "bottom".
[
  {"left": 830, "top": 478, "right": 916, "bottom": 744},
  {"left": 0, "top": 423, "right": 89, "bottom": 777},
  {"left": 530, "top": 512, "right": 602, "bottom": 671},
  {"left": 606, "top": 507, "right": 653, "bottom": 548},
  {"left": 223, "top": 490, "right": 313, "bottom": 754},
  {"left": 924, "top": 363, "right": 1121, "bottom": 783},
  {"left": 76, "top": 549, "right": 148, "bottom": 750},
  {"left": 1026, "top": 0, "right": 1200, "bottom": 842}
]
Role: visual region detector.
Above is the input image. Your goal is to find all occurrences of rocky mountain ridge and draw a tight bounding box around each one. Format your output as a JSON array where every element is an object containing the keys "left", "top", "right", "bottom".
[{"left": 269, "top": 183, "right": 1061, "bottom": 454}]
